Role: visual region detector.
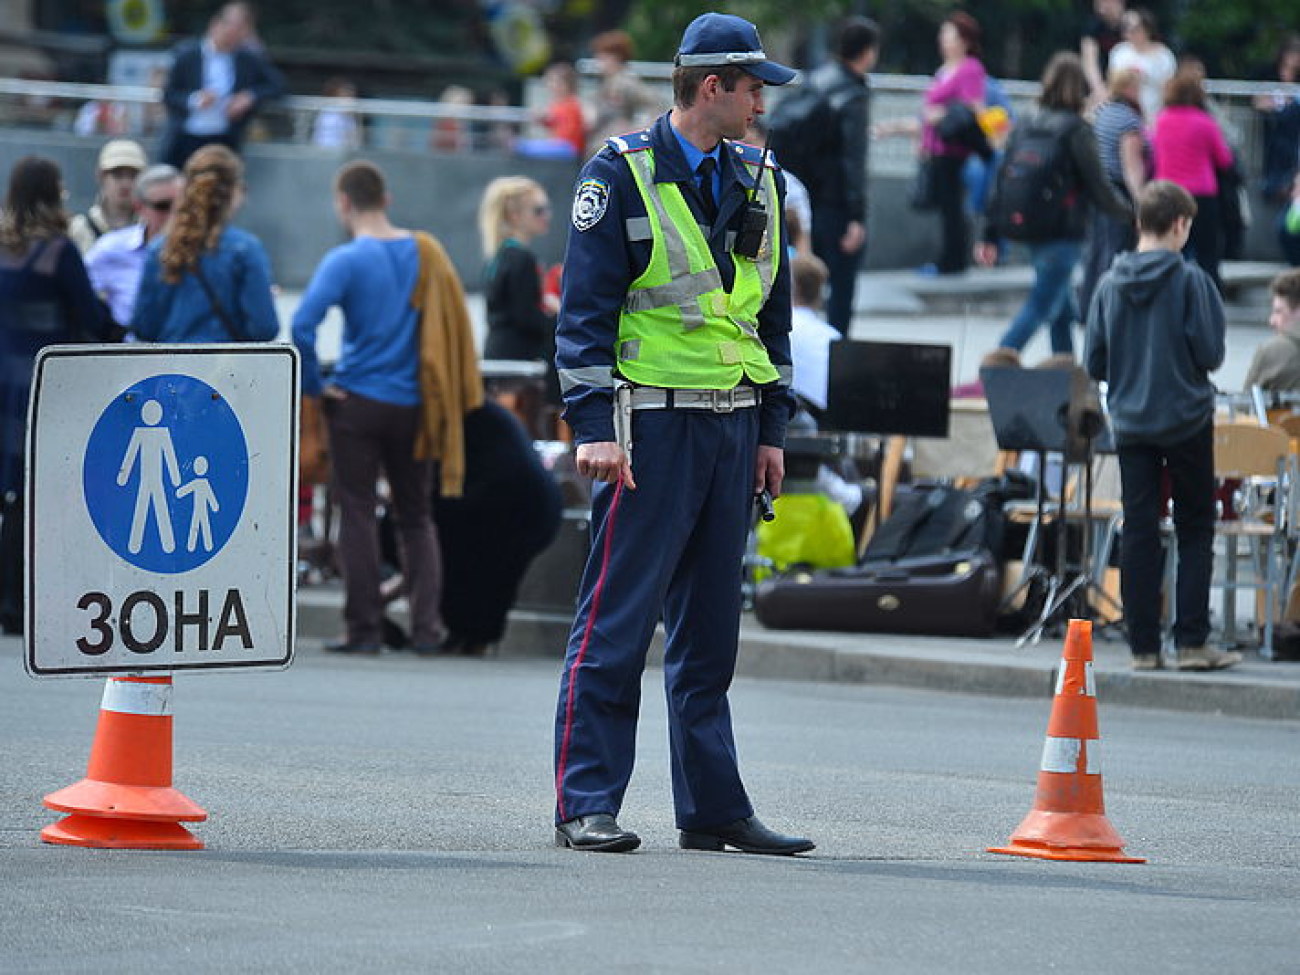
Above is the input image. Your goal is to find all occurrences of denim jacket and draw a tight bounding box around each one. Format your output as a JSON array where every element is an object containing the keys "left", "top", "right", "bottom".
[{"left": 132, "top": 226, "right": 279, "bottom": 343}]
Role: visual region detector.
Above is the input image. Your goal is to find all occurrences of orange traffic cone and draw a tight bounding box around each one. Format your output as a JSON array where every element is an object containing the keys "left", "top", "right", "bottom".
[
  {"left": 989, "top": 619, "right": 1144, "bottom": 863},
  {"left": 42, "top": 675, "right": 207, "bottom": 850}
]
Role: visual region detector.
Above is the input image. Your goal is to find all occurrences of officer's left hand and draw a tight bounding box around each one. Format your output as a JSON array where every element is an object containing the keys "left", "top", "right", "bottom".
[{"left": 754, "top": 445, "right": 784, "bottom": 499}]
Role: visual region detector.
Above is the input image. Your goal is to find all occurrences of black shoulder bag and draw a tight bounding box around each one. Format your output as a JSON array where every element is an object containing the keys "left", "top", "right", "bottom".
[{"left": 192, "top": 263, "right": 247, "bottom": 341}]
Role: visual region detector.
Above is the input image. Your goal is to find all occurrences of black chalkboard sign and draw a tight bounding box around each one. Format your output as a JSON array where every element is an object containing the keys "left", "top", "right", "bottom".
[{"left": 824, "top": 340, "right": 951, "bottom": 437}]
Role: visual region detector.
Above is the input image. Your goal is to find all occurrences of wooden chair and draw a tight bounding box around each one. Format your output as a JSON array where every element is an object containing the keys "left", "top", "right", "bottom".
[{"left": 1211, "top": 421, "right": 1290, "bottom": 652}]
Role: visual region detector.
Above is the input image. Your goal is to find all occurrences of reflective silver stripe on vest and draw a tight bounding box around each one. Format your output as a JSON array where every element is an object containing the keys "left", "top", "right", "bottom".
[
  {"left": 774, "top": 363, "right": 793, "bottom": 385},
  {"left": 618, "top": 339, "right": 641, "bottom": 361},
  {"left": 625, "top": 216, "right": 653, "bottom": 242},
  {"left": 558, "top": 365, "right": 616, "bottom": 393},
  {"left": 625, "top": 151, "right": 710, "bottom": 331},
  {"left": 624, "top": 268, "right": 724, "bottom": 314},
  {"left": 733, "top": 319, "right": 760, "bottom": 341}
]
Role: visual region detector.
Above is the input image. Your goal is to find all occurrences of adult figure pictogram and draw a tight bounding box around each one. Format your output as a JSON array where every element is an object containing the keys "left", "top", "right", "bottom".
[{"left": 117, "top": 398, "right": 181, "bottom": 554}]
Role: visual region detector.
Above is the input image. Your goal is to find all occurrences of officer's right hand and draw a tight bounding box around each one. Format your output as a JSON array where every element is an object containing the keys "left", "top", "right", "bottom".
[{"left": 575, "top": 441, "right": 636, "bottom": 490}]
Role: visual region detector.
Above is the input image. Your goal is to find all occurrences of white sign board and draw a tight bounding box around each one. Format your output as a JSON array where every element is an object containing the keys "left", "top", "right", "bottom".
[{"left": 26, "top": 345, "right": 298, "bottom": 676}]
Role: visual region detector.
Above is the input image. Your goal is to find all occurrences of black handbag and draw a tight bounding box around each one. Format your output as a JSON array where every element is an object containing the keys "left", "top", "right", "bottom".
[
  {"left": 909, "top": 157, "right": 937, "bottom": 211},
  {"left": 937, "top": 101, "right": 992, "bottom": 159}
]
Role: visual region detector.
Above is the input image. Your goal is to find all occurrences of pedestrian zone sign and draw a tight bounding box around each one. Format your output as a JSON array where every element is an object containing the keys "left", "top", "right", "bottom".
[{"left": 26, "top": 345, "right": 299, "bottom": 676}]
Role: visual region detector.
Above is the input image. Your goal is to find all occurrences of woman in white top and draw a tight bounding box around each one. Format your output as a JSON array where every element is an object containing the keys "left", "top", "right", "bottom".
[{"left": 1107, "top": 7, "right": 1176, "bottom": 121}]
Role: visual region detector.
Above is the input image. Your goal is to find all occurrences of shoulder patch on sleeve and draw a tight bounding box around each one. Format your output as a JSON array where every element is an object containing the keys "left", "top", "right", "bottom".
[{"left": 572, "top": 177, "right": 610, "bottom": 232}]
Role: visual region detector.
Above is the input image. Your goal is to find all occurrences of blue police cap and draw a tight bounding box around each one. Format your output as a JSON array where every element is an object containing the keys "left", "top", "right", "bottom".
[{"left": 675, "top": 13, "right": 796, "bottom": 86}]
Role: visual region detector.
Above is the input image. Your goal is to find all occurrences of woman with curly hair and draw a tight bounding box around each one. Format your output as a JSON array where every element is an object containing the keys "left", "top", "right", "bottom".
[
  {"left": 132, "top": 144, "right": 278, "bottom": 342},
  {"left": 0, "top": 155, "right": 111, "bottom": 633}
]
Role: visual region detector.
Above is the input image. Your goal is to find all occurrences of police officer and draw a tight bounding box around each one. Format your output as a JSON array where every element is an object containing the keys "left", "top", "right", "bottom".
[{"left": 552, "top": 13, "right": 813, "bottom": 856}]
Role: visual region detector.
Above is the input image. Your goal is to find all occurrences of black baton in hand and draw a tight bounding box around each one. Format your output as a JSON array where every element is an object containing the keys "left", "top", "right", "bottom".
[{"left": 755, "top": 489, "right": 775, "bottom": 522}]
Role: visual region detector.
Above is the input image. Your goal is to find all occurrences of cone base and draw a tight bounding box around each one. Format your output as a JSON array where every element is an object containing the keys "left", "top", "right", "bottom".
[
  {"left": 44, "top": 779, "right": 207, "bottom": 823},
  {"left": 988, "top": 842, "right": 1145, "bottom": 863},
  {"left": 41, "top": 813, "right": 204, "bottom": 850}
]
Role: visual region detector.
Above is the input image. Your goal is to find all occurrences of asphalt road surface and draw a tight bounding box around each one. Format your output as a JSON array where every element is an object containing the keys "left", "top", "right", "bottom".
[{"left": 1, "top": 639, "right": 1297, "bottom": 973}]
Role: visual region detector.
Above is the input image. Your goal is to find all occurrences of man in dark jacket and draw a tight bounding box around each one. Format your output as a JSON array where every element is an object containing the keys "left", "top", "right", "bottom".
[
  {"left": 804, "top": 17, "right": 878, "bottom": 335},
  {"left": 159, "top": 2, "right": 284, "bottom": 168},
  {"left": 1085, "top": 180, "right": 1239, "bottom": 672}
]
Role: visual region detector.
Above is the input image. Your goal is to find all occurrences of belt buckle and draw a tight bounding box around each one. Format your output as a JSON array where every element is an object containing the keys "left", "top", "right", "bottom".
[{"left": 712, "top": 388, "right": 736, "bottom": 413}]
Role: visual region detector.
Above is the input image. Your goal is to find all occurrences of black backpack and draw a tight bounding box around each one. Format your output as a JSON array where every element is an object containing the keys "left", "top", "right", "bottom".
[
  {"left": 766, "top": 84, "right": 832, "bottom": 185},
  {"left": 989, "top": 113, "right": 1082, "bottom": 242},
  {"left": 861, "top": 474, "right": 1035, "bottom": 564}
]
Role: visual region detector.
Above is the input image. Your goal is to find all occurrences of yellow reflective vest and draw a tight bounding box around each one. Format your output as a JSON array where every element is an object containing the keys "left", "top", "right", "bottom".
[{"left": 614, "top": 146, "right": 782, "bottom": 389}]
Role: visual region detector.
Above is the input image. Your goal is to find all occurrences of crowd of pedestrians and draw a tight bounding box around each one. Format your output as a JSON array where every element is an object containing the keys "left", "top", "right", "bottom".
[{"left": 2, "top": 4, "right": 1300, "bottom": 667}]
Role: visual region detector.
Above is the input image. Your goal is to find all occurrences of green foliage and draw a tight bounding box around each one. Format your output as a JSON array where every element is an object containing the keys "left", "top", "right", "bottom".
[
  {"left": 623, "top": 0, "right": 844, "bottom": 62},
  {"left": 1180, "top": 0, "right": 1295, "bottom": 76},
  {"left": 618, "top": 0, "right": 1088, "bottom": 79}
]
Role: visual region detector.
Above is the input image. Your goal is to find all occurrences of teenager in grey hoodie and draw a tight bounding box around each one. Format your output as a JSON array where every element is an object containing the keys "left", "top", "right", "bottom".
[{"left": 1085, "top": 180, "right": 1238, "bottom": 671}]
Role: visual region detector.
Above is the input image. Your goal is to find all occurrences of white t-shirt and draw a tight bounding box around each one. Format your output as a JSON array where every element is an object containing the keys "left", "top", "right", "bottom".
[
  {"left": 782, "top": 170, "right": 813, "bottom": 249},
  {"left": 789, "top": 305, "right": 840, "bottom": 410},
  {"left": 1107, "top": 42, "right": 1177, "bottom": 121}
]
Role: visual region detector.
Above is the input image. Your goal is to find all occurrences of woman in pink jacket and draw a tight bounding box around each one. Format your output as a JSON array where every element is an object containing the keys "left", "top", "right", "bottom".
[
  {"left": 1153, "top": 67, "right": 1234, "bottom": 292},
  {"left": 919, "top": 13, "right": 987, "bottom": 274},
  {"left": 876, "top": 12, "right": 986, "bottom": 274}
]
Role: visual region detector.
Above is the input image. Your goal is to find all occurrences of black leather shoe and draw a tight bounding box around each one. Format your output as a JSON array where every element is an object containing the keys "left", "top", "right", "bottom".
[
  {"left": 555, "top": 814, "right": 641, "bottom": 853},
  {"left": 324, "top": 640, "right": 383, "bottom": 655},
  {"left": 679, "top": 816, "right": 815, "bottom": 855}
]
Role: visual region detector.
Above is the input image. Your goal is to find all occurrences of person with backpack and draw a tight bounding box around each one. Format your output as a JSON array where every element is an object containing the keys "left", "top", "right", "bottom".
[
  {"left": 977, "top": 53, "right": 1132, "bottom": 357},
  {"left": 767, "top": 17, "right": 878, "bottom": 335},
  {"left": 68, "top": 140, "right": 146, "bottom": 254}
]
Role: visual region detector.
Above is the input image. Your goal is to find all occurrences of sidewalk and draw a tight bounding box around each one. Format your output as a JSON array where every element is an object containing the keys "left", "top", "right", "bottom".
[
  {"left": 292, "top": 259, "right": 1300, "bottom": 722},
  {"left": 296, "top": 583, "right": 1300, "bottom": 722},
  {"left": 275, "top": 259, "right": 1283, "bottom": 393},
  {"left": 848, "top": 259, "right": 1280, "bottom": 390}
]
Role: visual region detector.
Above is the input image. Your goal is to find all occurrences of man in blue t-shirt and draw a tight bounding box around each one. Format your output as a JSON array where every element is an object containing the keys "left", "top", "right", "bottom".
[{"left": 292, "top": 161, "right": 444, "bottom": 655}]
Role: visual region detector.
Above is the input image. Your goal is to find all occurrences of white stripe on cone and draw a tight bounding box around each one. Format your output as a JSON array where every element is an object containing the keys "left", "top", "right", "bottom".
[
  {"left": 101, "top": 679, "right": 173, "bottom": 717},
  {"left": 1040, "top": 736, "right": 1102, "bottom": 775},
  {"left": 1053, "top": 662, "right": 1097, "bottom": 698}
]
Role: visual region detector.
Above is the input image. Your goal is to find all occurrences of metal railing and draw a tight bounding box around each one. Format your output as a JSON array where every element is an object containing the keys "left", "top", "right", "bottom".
[
  {"left": 0, "top": 77, "right": 534, "bottom": 155},
  {"left": 0, "top": 71, "right": 1294, "bottom": 176},
  {"left": 572, "top": 65, "right": 1296, "bottom": 180}
]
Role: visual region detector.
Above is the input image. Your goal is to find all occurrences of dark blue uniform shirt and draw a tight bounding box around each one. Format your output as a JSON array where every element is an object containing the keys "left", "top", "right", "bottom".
[{"left": 555, "top": 112, "right": 795, "bottom": 448}]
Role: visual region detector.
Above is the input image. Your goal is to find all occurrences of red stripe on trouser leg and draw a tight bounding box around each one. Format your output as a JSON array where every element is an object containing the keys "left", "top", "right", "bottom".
[{"left": 554, "top": 479, "right": 624, "bottom": 822}]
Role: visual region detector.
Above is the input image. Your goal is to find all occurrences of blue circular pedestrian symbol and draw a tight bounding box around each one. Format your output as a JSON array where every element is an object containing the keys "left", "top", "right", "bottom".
[{"left": 83, "top": 374, "right": 249, "bottom": 573}]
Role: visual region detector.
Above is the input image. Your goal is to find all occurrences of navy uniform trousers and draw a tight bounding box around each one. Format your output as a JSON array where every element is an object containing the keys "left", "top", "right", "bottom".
[{"left": 554, "top": 405, "right": 758, "bottom": 830}]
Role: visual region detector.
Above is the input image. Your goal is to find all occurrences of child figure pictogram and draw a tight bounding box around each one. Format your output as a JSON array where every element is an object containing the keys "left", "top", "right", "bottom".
[{"left": 175, "top": 455, "right": 220, "bottom": 553}]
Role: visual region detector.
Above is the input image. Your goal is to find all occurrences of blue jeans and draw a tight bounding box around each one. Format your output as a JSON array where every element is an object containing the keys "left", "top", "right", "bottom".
[{"left": 998, "top": 239, "right": 1083, "bottom": 355}]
